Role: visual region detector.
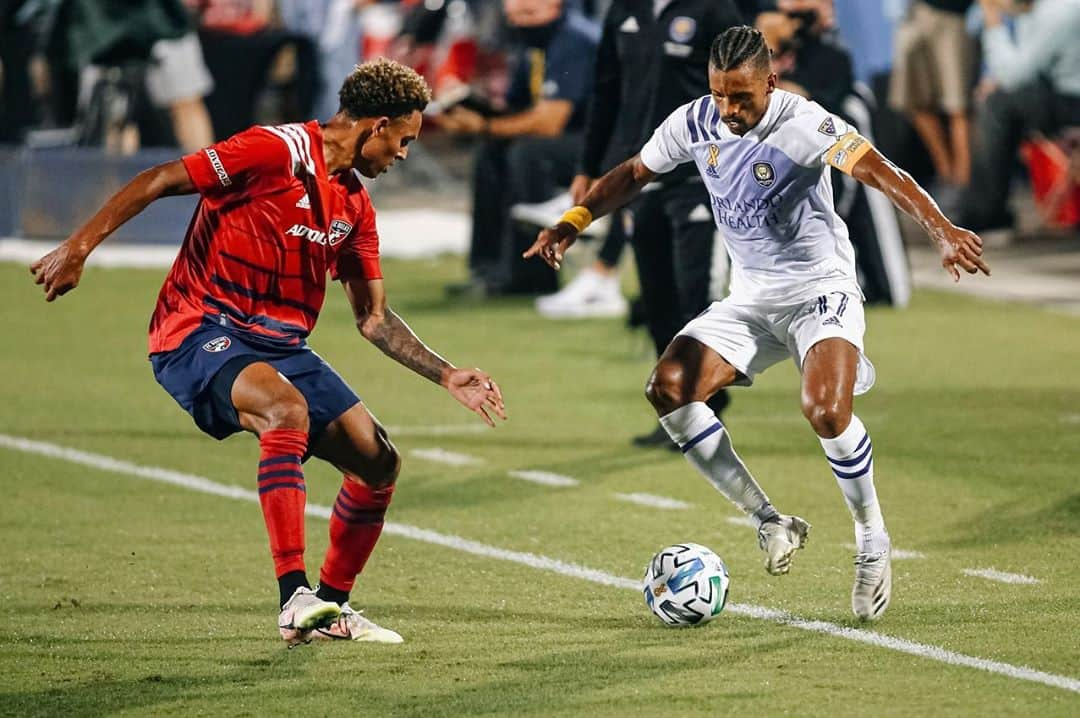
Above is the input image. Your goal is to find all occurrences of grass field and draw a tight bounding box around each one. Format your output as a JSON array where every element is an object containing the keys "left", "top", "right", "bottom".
[{"left": 1, "top": 258, "right": 1079, "bottom": 717}]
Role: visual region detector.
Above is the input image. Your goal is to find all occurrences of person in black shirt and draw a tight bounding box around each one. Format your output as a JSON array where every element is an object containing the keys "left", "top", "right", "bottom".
[
  {"left": 441, "top": 0, "right": 600, "bottom": 296},
  {"left": 572, "top": 0, "right": 745, "bottom": 449}
]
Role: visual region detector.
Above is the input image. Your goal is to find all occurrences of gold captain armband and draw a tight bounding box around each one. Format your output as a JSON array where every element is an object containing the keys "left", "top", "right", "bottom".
[
  {"left": 824, "top": 131, "right": 873, "bottom": 175},
  {"left": 558, "top": 205, "right": 593, "bottom": 233}
]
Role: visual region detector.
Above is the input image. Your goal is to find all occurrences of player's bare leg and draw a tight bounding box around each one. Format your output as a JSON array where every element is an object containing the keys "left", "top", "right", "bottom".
[
  {"left": 801, "top": 338, "right": 891, "bottom": 620},
  {"left": 647, "top": 337, "right": 809, "bottom": 575},
  {"left": 232, "top": 362, "right": 341, "bottom": 644},
  {"left": 306, "top": 403, "right": 404, "bottom": 643}
]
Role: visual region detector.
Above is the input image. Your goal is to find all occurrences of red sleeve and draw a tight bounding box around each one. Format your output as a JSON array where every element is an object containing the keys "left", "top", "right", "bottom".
[
  {"left": 181, "top": 126, "right": 294, "bottom": 206},
  {"left": 333, "top": 190, "right": 383, "bottom": 281}
]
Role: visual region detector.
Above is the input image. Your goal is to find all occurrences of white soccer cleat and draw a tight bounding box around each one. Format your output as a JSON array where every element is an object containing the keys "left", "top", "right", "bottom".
[
  {"left": 509, "top": 192, "right": 610, "bottom": 237},
  {"left": 278, "top": 587, "right": 341, "bottom": 647},
  {"left": 852, "top": 546, "right": 892, "bottom": 621},
  {"left": 757, "top": 514, "right": 811, "bottom": 575},
  {"left": 310, "top": 603, "right": 404, "bottom": 644},
  {"left": 535, "top": 267, "right": 628, "bottom": 319}
]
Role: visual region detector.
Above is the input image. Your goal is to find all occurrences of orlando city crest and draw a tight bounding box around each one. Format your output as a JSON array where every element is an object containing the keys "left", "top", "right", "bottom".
[
  {"left": 752, "top": 161, "right": 775, "bottom": 188},
  {"left": 328, "top": 219, "right": 353, "bottom": 246}
]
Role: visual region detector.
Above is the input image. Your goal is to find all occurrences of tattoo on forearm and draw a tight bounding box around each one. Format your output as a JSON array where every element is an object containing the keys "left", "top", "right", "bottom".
[{"left": 366, "top": 308, "right": 450, "bottom": 384}]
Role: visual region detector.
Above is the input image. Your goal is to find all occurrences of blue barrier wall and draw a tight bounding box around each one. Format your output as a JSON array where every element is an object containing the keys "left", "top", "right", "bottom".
[{"left": 0, "top": 146, "right": 199, "bottom": 243}]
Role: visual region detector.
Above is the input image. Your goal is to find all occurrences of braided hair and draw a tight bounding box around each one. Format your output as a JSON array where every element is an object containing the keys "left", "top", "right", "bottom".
[{"left": 709, "top": 26, "right": 771, "bottom": 73}]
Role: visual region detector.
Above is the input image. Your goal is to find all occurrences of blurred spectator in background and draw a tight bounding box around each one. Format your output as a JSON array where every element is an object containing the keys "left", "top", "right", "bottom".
[
  {"left": 42, "top": 0, "right": 214, "bottom": 152},
  {"left": 190, "top": 0, "right": 317, "bottom": 139},
  {"left": 441, "top": 0, "right": 600, "bottom": 296},
  {"left": 1, "top": 0, "right": 39, "bottom": 142},
  {"left": 958, "top": 0, "right": 1080, "bottom": 234},
  {"left": 278, "top": 0, "right": 372, "bottom": 121},
  {"left": 888, "top": 0, "right": 975, "bottom": 195},
  {"left": 757, "top": 0, "right": 910, "bottom": 306}
]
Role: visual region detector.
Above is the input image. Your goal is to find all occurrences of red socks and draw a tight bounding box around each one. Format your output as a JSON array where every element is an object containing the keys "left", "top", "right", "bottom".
[
  {"left": 257, "top": 428, "right": 308, "bottom": 578},
  {"left": 319, "top": 477, "right": 394, "bottom": 594}
]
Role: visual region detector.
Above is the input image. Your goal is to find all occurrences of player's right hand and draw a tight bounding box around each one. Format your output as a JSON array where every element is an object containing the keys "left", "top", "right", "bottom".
[
  {"left": 30, "top": 241, "right": 88, "bottom": 302},
  {"left": 523, "top": 224, "right": 578, "bottom": 271}
]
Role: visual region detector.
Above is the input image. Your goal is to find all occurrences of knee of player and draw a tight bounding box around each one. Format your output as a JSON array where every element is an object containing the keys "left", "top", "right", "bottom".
[
  {"left": 801, "top": 398, "right": 850, "bottom": 437},
  {"left": 645, "top": 361, "right": 689, "bottom": 412},
  {"left": 371, "top": 433, "right": 402, "bottom": 489},
  {"left": 265, "top": 398, "right": 310, "bottom": 433}
]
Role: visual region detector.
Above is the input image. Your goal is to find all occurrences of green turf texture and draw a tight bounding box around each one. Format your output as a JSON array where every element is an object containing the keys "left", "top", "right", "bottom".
[{"left": 2, "top": 259, "right": 1078, "bottom": 717}]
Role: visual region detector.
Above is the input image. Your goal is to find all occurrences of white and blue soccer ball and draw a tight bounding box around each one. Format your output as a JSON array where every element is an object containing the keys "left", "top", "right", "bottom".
[{"left": 643, "top": 543, "right": 730, "bottom": 627}]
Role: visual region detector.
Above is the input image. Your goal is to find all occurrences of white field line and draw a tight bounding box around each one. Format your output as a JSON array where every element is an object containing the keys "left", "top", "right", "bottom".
[
  {"left": 409, "top": 448, "right": 484, "bottom": 467},
  {"left": 2, "top": 433, "right": 1078, "bottom": 695},
  {"left": 385, "top": 424, "right": 489, "bottom": 436},
  {"left": 962, "top": 568, "right": 1041, "bottom": 585},
  {"left": 615, "top": 493, "right": 693, "bottom": 510},
  {"left": 726, "top": 516, "right": 757, "bottom": 528},
  {"left": 507, "top": 470, "right": 580, "bottom": 487},
  {"left": 843, "top": 544, "right": 927, "bottom": 560}
]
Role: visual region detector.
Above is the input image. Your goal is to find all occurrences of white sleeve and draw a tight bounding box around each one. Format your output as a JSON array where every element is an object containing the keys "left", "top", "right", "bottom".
[
  {"left": 770, "top": 99, "right": 852, "bottom": 168},
  {"left": 639, "top": 101, "right": 696, "bottom": 174}
]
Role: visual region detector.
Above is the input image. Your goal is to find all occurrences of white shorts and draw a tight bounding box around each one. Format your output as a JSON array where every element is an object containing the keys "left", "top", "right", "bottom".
[
  {"left": 678, "top": 289, "right": 876, "bottom": 395},
  {"left": 145, "top": 33, "right": 214, "bottom": 107}
]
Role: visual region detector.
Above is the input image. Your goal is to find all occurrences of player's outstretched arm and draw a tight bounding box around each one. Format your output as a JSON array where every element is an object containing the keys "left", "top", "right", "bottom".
[
  {"left": 850, "top": 147, "right": 990, "bottom": 282},
  {"left": 524, "top": 155, "right": 657, "bottom": 270},
  {"left": 30, "top": 160, "right": 196, "bottom": 301},
  {"left": 343, "top": 277, "right": 507, "bottom": 427}
]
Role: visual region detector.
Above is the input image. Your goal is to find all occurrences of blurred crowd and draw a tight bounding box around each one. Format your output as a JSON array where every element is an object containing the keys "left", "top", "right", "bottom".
[{"left": 1, "top": 0, "right": 1078, "bottom": 259}]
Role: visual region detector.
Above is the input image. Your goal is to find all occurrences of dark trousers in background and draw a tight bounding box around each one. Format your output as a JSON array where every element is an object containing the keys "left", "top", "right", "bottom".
[
  {"left": 627, "top": 181, "right": 719, "bottom": 357},
  {"left": 961, "top": 79, "right": 1080, "bottom": 231},
  {"left": 469, "top": 133, "right": 583, "bottom": 294},
  {"left": 628, "top": 180, "right": 729, "bottom": 415}
]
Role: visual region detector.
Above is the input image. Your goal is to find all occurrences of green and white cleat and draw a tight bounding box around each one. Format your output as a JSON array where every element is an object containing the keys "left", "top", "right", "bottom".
[
  {"left": 278, "top": 587, "right": 341, "bottom": 647},
  {"left": 757, "top": 514, "right": 811, "bottom": 575},
  {"left": 852, "top": 545, "right": 892, "bottom": 621},
  {"left": 311, "top": 603, "right": 404, "bottom": 644}
]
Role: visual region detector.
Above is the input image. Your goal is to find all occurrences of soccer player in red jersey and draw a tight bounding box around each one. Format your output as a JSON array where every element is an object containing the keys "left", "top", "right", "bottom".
[{"left": 30, "top": 59, "right": 507, "bottom": 645}]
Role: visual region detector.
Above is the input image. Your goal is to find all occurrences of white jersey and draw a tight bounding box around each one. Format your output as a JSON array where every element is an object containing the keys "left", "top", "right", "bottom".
[{"left": 640, "top": 90, "right": 859, "bottom": 305}]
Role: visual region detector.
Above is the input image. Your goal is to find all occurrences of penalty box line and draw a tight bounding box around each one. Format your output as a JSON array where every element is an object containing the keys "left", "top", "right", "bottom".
[{"left": 2, "top": 432, "right": 1077, "bottom": 695}]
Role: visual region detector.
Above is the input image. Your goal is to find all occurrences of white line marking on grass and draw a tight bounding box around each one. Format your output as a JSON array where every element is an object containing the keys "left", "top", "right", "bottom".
[
  {"left": 962, "top": 568, "right": 1040, "bottom": 585},
  {"left": 410, "top": 448, "right": 484, "bottom": 467},
  {"left": 2, "top": 433, "right": 1078, "bottom": 695},
  {"left": 615, "top": 493, "right": 692, "bottom": 510},
  {"left": 726, "top": 516, "right": 756, "bottom": 528},
  {"left": 1060, "top": 413, "right": 1080, "bottom": 425},
  {"left": 386, "top": 424, "right": 488, "bottom": 436},
  {"left": 507, "top": 470, "right": 580, "bottom": 487},
  {"left": 843, "top": 544, "right": 927, "bottom": 560}
]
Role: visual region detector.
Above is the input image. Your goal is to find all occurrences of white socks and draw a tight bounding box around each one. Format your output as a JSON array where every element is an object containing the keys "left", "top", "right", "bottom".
[
  {"left": 819, "top": 415, "right": 888, "bottom": 554},
  {"left": 659, "top": 402, "right": 778, "bottom": 527}
]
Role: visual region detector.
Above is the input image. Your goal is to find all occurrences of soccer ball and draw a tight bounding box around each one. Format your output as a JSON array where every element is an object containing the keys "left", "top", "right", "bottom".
[{"left": 642, "top": 543, "right": 730, "bottom": 627}]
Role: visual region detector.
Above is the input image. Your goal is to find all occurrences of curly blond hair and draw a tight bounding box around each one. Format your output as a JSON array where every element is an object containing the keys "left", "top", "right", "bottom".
[{"left": 338, "top": 58, "right": 432, "bottom": 119}]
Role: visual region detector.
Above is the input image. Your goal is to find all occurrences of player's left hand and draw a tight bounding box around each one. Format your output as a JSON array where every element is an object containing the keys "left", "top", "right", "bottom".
[
  {"left": 936, "top": 224, "right": 991, "bottom": 282},
  {"left": 30, "top": 241, "right": 88, "bottom": 301},
  {"left": 445, "top": 368, "right": 507, "bottom": 427}
]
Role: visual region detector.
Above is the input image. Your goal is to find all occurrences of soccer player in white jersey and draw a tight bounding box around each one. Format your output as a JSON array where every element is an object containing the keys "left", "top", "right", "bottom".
[{"left": 525, "top": 26, "right": 990, "bottom": 621}]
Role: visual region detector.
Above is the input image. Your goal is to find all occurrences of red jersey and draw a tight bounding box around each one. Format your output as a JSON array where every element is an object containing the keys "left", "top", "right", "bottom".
[{"left": 148, "top": 121, "right": 382, "bottom": 354}]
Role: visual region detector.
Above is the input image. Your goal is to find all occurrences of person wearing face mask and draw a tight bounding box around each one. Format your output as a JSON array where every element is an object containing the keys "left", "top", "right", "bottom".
[{"left": 440, "top": 0, "right": 601, "bottom": 297}]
